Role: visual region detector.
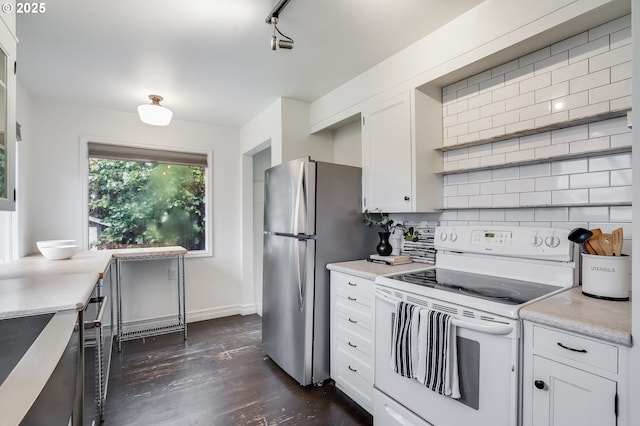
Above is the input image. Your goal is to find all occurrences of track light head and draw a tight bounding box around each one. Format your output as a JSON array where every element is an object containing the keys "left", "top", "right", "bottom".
[
  {"left": 278, "top": 39, "right": 293, "bottom": 49},
  {"left": 267, "top": 9, "right": 293, "bottom": 51}
]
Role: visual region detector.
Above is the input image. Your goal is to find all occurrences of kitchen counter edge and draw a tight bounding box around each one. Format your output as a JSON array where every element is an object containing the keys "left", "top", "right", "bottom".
[
  {"left": 520, "top": 287, "right": 632, "bottom": 347},
  {"left": 327, "top": 259, "right": 435, "bottom": 280}
]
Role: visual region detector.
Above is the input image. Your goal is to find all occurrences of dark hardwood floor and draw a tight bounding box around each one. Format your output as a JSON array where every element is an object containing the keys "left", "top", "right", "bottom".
[{"left": 103, "top": 315, "right": 373, "bottom": 426}]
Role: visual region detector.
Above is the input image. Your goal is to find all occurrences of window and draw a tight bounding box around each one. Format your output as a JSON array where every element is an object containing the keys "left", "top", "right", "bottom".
[{"left": 87, "top": 142, "right": 209, "bottom": 253}]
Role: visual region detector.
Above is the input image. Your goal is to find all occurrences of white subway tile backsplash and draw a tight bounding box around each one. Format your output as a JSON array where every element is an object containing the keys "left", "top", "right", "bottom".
[
  {"left": 610, "top": 206, "right": 632, "bottom": 222},
  {"left": 610, "top": 26, "right": 632, "bottom": 49},
  {"left": 492, "top": 167, "right": 519, "bottom": 181},
  {"left": 610, "top": 132, "right": 632, "bottom": 148},
  {"left": 589, "top": 14, "right": 630, "bottom": 42},
  {"left": 520, "top": 133, "right": 551, "bottom": 150},
  {"left": 535, "top": 111, "right": 569, "bottom": 128},
  {"left": 534, "top": 207, "right": 568, "bottom": 221},
  {"left": 569, "top": 136, "right": 610, "bottom": 154},
  {"left": 570, "top": 171, "right": 609, "bottom": 188},
  {"left": 610, "top": 95, "right": 632, "bottom": 111},
  {"left": 505, "top": 64, "right": 534, "bottom": 85},
  {"left": 569, "top": 35, "right": 609, "bottom": 64},
  {"left": 506, "top": 178, "right": 534, "bottom": 193},
  {"left": 520, "top": 101, "right": 551, "bottom": 121},
  {"left": 535, "top": 51, "right": 569, "bottom": 75},
  {"left": 569, "top": 68, "right": 610, "bottom": 94},
  {"left": 505, "top": 149, "right": 535, "bottom": 163},
  {"left": 589, "top": 186, "right": 633, "bottom": 203},
  {"left": 535, "top": 142, "right": 569, "bottom": 159},
  {"left": 569, "top": 206, "right": 610, "bottom": 222},
  {"left": 458, "top": 183, "right": 480, "bottom": 196},
  {"left": 589, "top": 153, "right": 632, "bottom": 171},
  {"left": 552, "top": 189, "right": 589, "bottom": 204},
  {"left": 520, "top": 191, "right": 552, "bottom": 205},
  {"left": 611, "top": 61, "right": 632, "bottom": 82},
  {"left": 589, "top": 116, "right": 628, "bottom": 137},
  {"left": 492, "top": 193, "right": 520, "bottom": 207},
  {"left": 492, "top": 60, "right": 519, "bottom": 77},
  {"left": 505, "top": 208, "right": 535, "bottom": 222},
  {"left": 468, "top": 170, "right": 493, "bottom": 183},
  {"left": 480, "top": 181, "right": 506, "bottom": 194},
  {"left": 441, "top": 15, "right": 633, "bottom": 229},
  {"left": 569, "top": 101, "right": 610, "bottom": 120},
  {"left": 551, "top": 32, "right": 588, "bottom": 56},
  {"left": 610, "top": 169, "right": 632, "bottom": 186},
  {"left": 536, "top": 175, "right": 569, "bottom": 191},
  {"left": 589, "top": 79, "right": 632, "bottom": 104},
  {"left": 552, "top": 158, "right": 588, "bottom": 175},
  {"left": 520, "top": 46, "right": 551, "bottom": 67},
  {"left": 551, "top": 124, "right": 588, "bottom": 144},
  {"left": 520, "top": 72, "right": 552, "bottom": 94},
  {"left": 468, "top": 195, "right": 493, "bottom": 207},
  {"left": 521, "top": 163, "right": 551, "bottom": 178},
  {"left": 590, "top": 43, "right": 632, "bottom": 72},
  {"left": 551, "top": 59, "right": 588, "bottom": 84}
]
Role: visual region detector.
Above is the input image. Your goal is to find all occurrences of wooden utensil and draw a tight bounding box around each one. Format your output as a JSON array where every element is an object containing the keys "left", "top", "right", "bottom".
[
  {"left": 598, "top": 233, "right": 614, "bottom": 256},
  {"left": 587, "top": 228, "right": 605, "bottom": 255},
  {"left": 612, "top": 228, "right": 623, "bottom": 256}
]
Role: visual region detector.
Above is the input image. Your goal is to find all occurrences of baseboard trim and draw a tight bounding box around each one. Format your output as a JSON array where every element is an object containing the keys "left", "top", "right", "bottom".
[{"left": 186, "top": 305, "right": 243, "bottom": 323}]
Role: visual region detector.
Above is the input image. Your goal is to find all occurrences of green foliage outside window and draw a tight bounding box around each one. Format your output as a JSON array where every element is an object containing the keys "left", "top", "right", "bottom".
[{"left": 88, "top": 159, "right": 206, "bottom": 250}]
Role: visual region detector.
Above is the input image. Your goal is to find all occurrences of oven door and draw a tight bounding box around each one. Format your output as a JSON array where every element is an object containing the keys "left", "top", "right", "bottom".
[{"left": 374, "top": 287, "right": 521, "bottom": 426}]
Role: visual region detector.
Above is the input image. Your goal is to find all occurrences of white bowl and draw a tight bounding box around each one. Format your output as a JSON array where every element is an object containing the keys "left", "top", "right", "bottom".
[
  {"left": 38, "top": 244, "right": 78, "bottom": 260},
  {"left": 37, "top": 240, "right": 77, "bottom": 249}
]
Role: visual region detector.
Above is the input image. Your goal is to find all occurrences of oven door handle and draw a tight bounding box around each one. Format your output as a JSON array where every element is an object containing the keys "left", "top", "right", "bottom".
[{"left": 375, "top": 289, "right": 513, "bottom": 336}]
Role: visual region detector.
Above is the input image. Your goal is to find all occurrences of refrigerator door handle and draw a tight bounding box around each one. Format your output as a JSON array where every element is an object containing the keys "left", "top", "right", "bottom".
[
  {"left": 292, "top": 160, "right": 306, "bottom": 236},
  {"left": 296, "top": 239, "right": 306, "bottom": 312}
]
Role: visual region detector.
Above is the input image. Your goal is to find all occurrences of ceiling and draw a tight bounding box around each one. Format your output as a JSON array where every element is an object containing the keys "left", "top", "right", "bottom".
[{"left": 16, "top": 0, "right": 484, "bottom": 128}]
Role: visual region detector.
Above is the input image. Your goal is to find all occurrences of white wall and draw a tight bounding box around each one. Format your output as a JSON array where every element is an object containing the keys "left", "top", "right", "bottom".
[
  {"left": 252, "top": 148, "right": 271, "bottom": 316},
  {"left": 333, "top": 119, "right": 362, "bottom": 167},
  {"left": 16, "top": 89, "right": 245, "bottom": 322}
]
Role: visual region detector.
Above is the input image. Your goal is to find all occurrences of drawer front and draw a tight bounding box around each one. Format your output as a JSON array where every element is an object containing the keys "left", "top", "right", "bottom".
[
  {"left": 334, "top": 307, "right": 373, "bottom": 338},
  {"left": 334, "top": 329, "right": 372, "bottom": 365},
  {"left": 332, "top": 272, "right": 374, "bottom": 303},
  {"left": 334, "top": 346, "right": 374, "bottom": 410},
  {"left": 533, "top": 325, "right": 618, "bottom": 373}
]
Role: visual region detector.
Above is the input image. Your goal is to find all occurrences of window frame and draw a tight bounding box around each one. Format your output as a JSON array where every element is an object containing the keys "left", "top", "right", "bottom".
[{"left": 80, "top": 137, "right": 212, "bottom": 258}]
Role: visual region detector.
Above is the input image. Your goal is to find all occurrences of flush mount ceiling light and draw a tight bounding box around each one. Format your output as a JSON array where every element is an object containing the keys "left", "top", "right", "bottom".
[
  {"left": 137, "top": 95, "right": 173, "bottom": 126},
  {"left": 266, "top": 0, "right": 294, "bottom": 50}
]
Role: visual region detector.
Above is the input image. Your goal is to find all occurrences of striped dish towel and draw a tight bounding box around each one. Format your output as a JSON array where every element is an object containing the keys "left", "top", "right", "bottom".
[
  {"left": 390, "top": 301, "right": 418, "bottom": 378},
  {"left": 415, "top": 309, "right": 460, "bottom": 399}
]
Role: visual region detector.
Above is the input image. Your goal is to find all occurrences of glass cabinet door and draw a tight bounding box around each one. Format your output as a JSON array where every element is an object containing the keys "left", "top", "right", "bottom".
[{"left": 0, "top": 19, "right": 15, "bottom": 211}]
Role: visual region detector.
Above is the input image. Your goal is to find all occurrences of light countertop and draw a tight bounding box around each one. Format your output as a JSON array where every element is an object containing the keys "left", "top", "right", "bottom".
[
  {"left": 520, "top": 287, "right": 632, "bottom": 346},
  {"left": 327, "top": 259, "right": 435, "bottom": 280}
]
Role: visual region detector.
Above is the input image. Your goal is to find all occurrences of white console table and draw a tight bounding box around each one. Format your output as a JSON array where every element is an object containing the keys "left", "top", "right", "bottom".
[{"left": 111, "top": 246, "right": 187, "bottom": 351}]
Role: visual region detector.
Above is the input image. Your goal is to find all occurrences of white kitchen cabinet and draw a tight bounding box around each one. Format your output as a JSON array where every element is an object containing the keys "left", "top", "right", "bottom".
[
  {"left": 0, "top": 13, "right": 16, "bottom": 211},
  {"left": 361, "top": 88, "right": 442, "bottom": 213},
  {"left": 522, "top": 322, "right": 628, "bottom": 426},
  {"left": 329, "top": 271, "right": 374, "bottom": 413}
]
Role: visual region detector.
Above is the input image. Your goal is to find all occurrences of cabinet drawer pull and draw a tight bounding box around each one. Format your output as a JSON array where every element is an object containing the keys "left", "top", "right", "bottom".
[
  {"left": 348, "top": 341, "right": 357, "bottom": 348},
  {"left": 348, "top": 281, "right": 357, "bottom": 287},
  {"left": 348, "top": 365, "right": 357, "bottom": 373},
  {"left": 348, "top": 318, "right": 358, "bottom": 324},
  {"left": 557, "top": 342, "right": 587, "bottom": 353},
  {"left": 347, "top": 296, "right": 357, "bottom": 301}
]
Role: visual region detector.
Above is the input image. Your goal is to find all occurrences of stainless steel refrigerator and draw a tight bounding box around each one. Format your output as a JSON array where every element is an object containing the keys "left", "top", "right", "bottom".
[{"left": 262, "top": 157, "right": 376, "bottom": 386}]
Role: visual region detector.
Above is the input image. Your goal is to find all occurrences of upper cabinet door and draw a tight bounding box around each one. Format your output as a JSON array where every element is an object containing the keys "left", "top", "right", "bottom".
[
  {"left": 361, "top": 92, "right": 412, "bottom": 213},
  {"left": 0, "top": 19, "right": 16, "bottom": 212}
]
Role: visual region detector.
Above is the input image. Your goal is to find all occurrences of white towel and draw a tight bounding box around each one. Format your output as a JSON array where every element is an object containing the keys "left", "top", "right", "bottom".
[{"left": 415, "top": 308, "right": 460, "bottom": 399}]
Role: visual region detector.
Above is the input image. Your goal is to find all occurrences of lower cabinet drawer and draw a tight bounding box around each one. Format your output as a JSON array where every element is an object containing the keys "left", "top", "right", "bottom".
[
  {"left": 374, "top": 389, "right": 434, "bottom": 426},
  {"left": 334, "top": 333, "right": 372, "bottom": 367},
  {"left": 334, "top": 348, "right": 373, "bottom": 412},
  {"left": 533, "top": 325, "right": 618, "bottom": 373}
]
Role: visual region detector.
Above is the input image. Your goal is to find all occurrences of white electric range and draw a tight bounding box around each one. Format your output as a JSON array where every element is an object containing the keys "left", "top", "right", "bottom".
[{"left": 373, "top": 225, "right": 576, "bottom": 426}]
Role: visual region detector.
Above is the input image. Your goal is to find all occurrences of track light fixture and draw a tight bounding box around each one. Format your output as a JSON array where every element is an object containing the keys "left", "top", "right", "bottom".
[
  {"left": 266, "top": 0, "right": 294, "bottom": 51},
  {"left": 269, "top": 17, "right": 293, "bottom": 50}
]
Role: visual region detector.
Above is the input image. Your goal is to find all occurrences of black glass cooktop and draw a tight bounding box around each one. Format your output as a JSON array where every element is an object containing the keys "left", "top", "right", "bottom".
[{"left": 391, "top": 268, "right": 563, "bottom": 305}]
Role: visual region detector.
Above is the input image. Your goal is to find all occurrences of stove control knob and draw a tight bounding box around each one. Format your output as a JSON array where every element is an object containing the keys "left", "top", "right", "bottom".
[
  {"left": 449, "top": 232, "right": 458, "bottom": 242},
  {"left": 439, "top": 232, "right": 448, "bottom": 242},
  {"left": 531, "top": 235, "right": 543, "bottom": 247},
  {"left": 545, "top": 235, "right": 560, "bottom": 248}
]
